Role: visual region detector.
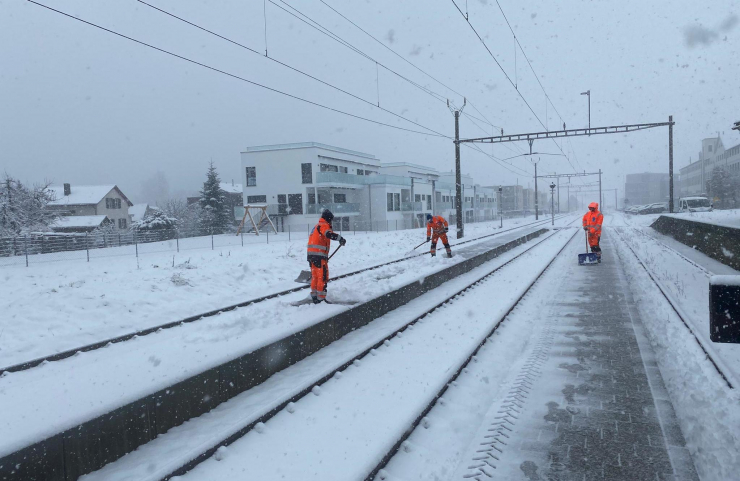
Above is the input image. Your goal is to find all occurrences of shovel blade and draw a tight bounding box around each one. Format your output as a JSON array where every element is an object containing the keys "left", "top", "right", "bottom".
[
  {"left": 295, "top": 270, "right": 312, "bottom": 283},
  {"left": 578, "top": 253, "right": 599, "bottom": 265}
]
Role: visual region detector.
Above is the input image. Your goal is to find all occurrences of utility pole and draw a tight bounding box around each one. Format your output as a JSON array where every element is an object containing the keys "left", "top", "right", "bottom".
[
  {"left": 448, "top": 99, "right": 466, "bottom": 238},
  {"left": 534, "top": 160, "right": 539, "bottom": 220},
  {"left": 567, "top": 183, "right": 570, "bottom": 212},
  {"left": 557, "top": 176, "right": 560, "bottom": 214},
  {"left": 580, "top": 90, "right": 591, "bottom": 132},
  {"left": 550, "top": 183, "right": 556, "bottom": 226},
  {"left": 498, "top": 186, "right": 503, "bottom": 228},
  {"left": 598, "top": 168, "right": 602, "bottom": 213},
  {"left": 669, "top": 115, "right": 674, "bottom": 213}
]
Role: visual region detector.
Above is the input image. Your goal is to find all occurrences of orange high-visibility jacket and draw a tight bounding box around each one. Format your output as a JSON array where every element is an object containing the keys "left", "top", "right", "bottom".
[
  {"left": 427, "top": 216, "right": 449, "bottom": 237},
  {"left": 582, "top": 205, "right": 603, "bottom": 235},
  {"left": 307, "top": 218, "right": 339, "bottom": 259}
]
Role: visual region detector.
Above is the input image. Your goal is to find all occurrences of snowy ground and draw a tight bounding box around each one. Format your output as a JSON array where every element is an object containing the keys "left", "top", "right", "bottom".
[
  {"left": 0, "top": 215, "right": 569, "bottom": 369},
  {"left": 624, "top": 207, "right": 740, "bottom": 228}
]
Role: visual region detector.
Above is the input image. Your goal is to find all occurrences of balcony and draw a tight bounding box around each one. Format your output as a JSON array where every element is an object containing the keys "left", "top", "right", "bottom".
[
  {"left": 315, "top": 172, "right": 411, "bottom": 188},
  {"left": 435, "top": 202, "right": 453, "bottom": 211},
  {"left": 306, "top": 202, "right": 361, "bottom": 215},
  {"left": 400, "top": 201, "right": 425, "bottom": 212}
]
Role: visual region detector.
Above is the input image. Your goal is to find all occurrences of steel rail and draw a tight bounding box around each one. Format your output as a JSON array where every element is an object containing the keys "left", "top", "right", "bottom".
[
  {"left": 157, "top": 221, "right": 580, "bottom": 481},
  {"left": 0, "top": 215, "right": 572, "bottom": 376}
]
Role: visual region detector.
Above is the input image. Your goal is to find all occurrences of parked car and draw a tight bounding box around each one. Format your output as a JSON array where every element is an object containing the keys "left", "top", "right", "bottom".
[
  {"left": 638, "top": 203, "right": 668, "bottom": 215},
  {"left": 678, "top": 196, "right": 712, "bottom": 213}
]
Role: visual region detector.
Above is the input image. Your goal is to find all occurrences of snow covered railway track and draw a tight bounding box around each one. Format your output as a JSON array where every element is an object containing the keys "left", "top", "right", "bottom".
[
  {"left": 0, "top": 215, "right": 570, "bottom": 377},
  {"left": 613, "top": 227, "right": 735, "bottom": 389},
  {"left": 77, "top": 222, "right": 579, "bottom": 481},
  {"left": 620, "top": 224, "right": 712, "bottom": 277}
]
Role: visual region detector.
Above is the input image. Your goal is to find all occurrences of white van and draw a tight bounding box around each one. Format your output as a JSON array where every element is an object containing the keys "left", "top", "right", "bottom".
[{"left": 678, "top": 196, "right": 712, "bottom": 213}]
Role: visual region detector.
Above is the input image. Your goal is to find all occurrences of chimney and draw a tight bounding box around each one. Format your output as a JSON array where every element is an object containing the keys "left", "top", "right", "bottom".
[{"left": 64, "top": 183, "right": 71, "bottom": 196}]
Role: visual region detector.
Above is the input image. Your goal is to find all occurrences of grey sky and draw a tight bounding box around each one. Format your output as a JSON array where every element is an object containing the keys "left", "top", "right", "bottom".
[{"left": 1, "top": 0, "right": 738, "bottom": 205}]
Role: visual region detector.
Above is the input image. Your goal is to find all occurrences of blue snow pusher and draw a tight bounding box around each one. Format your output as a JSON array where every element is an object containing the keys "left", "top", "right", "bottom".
[{"left": 579, "top": 231, "right": 599, "bottom": 265}]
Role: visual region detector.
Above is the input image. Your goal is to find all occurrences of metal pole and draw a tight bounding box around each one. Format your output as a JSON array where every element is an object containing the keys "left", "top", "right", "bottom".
[
  {"left": 454, "top": 110, "right": 464, "bottom": 239},
  {"left": 86, "top": 233, "right": 90, "bottom": 262},
  {"left": 568, "top": 184, "right": 570, "bottom": 212},
  {"left": 551, "top": 185, "right": 555, "bottom": 226},
  {"left": 588, "top": 93, "right": 591, "bottom": 131},
  {"left": 598, "top": 169, "right": 602, "bottom": 212},
  {"left": 135, "top": 231, "right": 138, "bottom": 258},
  {"left": 669, "top": 115, "right": 674, "bottom": 213},
  {"left": 534, "top": 161, "right": 539, "bottom": 220},
  {"left": 24, "top": 235, "right": 29, "bottom": 267},
  {"left": 211, "top": 229, "right": 214, "bottom": 250},
  {"left": 177, "top": 231, "right": 180, "bottom": 252},
  {"left": 557, "top": 177, "right": 560, "bottom": 214}
]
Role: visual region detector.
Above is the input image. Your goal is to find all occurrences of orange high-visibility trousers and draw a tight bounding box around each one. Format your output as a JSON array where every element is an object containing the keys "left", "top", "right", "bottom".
[
  {"left": 431, "top": 232, "right": 451, "bottom": 256},
  {"left": 310, "top": 258, "right": 329, "bottom": 300}
]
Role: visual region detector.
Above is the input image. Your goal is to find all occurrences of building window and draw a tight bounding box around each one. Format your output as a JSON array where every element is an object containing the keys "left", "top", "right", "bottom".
[
  {"left": 301, "top": 163, "right": 312, "bottom": 184},
  {"left": 277, "top": 194, "right": 287, "bottom": 204},
  {"left": 415, "top": 194, "right": 421, "bottom": 202},
  {"left": 427, "top": 196, "right": 432, "bottom": 210},
  {"left": 357, "top": 169, "right": 364, "bottom": 176},
  {"left": 246, "top": 167, "right": 257, "bottom": 186},
  {"left": 339, "top": 166, "right": 348, "bottom": 173},
  {"left": 247, "top": 195, "right": 266, "bottom": 203},
  {"left": 387, "top": 193, "right": 394, "bottom": 212},
  {"left": 105, "top": 198, "right": 121, "bottom": 209},
  {"left": 288, "top": 194, "right": 303, "bottom": 215},
  {"left": 394, "top": 193, "right": 401, "bottom": 211},
  {"left": 320, "top": 163, "right": 338, "bottom": 172},
  {"left": 333, "top": 193, "right": 346, "bottom": 203},
  {"left": 118, "top": 218, "right": 127, "bottom": 229},
  {"left": 708, "top": 145, "right": 713, "bottom": 152}
]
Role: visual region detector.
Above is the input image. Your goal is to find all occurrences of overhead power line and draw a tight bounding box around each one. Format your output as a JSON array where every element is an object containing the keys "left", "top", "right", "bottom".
[
  {"left": 27, "top": 0, "right": 449, "bottom": 138},
  {"left": 317, "top": 0, "right": 502, "bottom": 130},
  {"left": 449, "top": 0, "right": 582, "bottom": 178},
  {"left": 136, "top": 0, "right": 448, "bottom": 139}
]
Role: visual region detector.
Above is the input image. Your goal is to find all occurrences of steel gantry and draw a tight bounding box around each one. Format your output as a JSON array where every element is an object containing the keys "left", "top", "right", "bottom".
[{"left": 450, "top": 119, "right": 676, "bottom": 236}]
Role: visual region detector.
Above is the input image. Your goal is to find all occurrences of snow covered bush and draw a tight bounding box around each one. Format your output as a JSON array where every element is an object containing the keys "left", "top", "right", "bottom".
[{"left": 0, "top": 174, "right": 59, "bottom": 236}]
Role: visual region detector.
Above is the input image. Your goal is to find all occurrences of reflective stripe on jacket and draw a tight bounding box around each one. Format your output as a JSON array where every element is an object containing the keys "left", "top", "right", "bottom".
[
  {"left": 582, "top": 210, "right": 604, "bottom": 234},
  {"left": 307, "top": 218, "right": 338, "bottom": 258},
  {"left": 426, "top": 215, "right": 449, "bottom": 237}
]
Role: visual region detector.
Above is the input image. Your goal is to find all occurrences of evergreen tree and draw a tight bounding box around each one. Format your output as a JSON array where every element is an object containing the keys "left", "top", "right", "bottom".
[
  {"left": 198, "top": 162, "right": 229, "bottom": 234},
  {"left": 709, "top": 166, "right": 740, "bottom": 209}
]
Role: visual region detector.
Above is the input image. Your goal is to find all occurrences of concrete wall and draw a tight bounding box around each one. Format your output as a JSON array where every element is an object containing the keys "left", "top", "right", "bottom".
[{"left": 651, "top": 215, "right": 740, "bottom": 270}]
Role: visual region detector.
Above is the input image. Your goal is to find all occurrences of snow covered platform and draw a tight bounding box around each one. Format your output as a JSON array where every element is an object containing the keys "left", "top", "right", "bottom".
[{"left": 445, "top": 234, "right": 699, "bottom": 481}]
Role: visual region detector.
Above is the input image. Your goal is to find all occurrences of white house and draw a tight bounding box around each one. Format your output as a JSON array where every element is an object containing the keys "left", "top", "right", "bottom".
[
  {"left": 48, "top": 184, "right": 134, "bottom": 230},
  {"left": 240, "top": 142, "right": 498, "bottom": 231}
]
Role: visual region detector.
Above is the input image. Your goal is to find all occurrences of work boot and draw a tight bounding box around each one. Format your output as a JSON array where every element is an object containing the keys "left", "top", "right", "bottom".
[
  {"left": 312, "top": 295, "right": 321, "bottom": 304},
  {"left": 447, "top": 251, "right": 453, "bottom": 258},
  {"left": 431, "top": 251, "right": 436, "bottom": 257}
]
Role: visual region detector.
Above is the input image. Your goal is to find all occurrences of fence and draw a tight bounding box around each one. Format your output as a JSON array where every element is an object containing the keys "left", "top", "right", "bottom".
[{"left": 0, "top": 212, "right": 524, "bottom": 268}]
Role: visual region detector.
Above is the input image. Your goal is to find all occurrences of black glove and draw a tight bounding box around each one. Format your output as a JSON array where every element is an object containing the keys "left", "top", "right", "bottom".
[
  {"left": 426, "top": 236, "right": 431, "bottom": 242},
  {"left": 444, "top": 227, "right": 449, "bottom": 233},
  {"left": 339, "top": 236, "right": 346, "bottom": 246}
]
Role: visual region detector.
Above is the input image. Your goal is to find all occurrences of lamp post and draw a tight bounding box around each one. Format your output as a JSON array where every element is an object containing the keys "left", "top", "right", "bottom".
[
  {"left": 550, "top": 182, "right": 556, "bottom": 226},
  {"left": 580, "top": 90, "right": 590, "bottom": 131},
  {"left": 498, "top": 186, "right": 503, "bottom": 228}
]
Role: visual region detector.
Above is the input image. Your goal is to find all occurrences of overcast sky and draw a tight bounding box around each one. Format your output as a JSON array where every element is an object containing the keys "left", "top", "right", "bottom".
[{"left": 1, "top": 0, "right": 738, "bottom": 206}]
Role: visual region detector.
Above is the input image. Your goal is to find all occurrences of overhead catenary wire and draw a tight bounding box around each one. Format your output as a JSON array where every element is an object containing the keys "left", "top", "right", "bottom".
[
  {"left": 317, "top": 0, "right": 503, "bottom": 130},
  {"left": 28, "top": 0, "right": 448, "bottom": 138},
  {"left": 449, "top": 0, "right": 583, "bottom": 179},
  {"left": 136, "top": 0, "right": 448, "bottom": 138}
]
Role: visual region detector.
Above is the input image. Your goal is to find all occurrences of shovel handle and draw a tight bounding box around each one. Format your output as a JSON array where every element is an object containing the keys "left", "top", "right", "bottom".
[{"left": 328, "top": 244, "right": 342, "bottom": 260}]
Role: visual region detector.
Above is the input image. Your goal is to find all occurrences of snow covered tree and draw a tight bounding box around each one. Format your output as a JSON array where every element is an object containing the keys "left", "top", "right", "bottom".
[
  {"left": 198, "top": 162, "right": 229, "bottom": 235},
  {"left": 0, "top": 174, "right": 59, "bottom": 236},
  {"left": 136, "top": 208, "right": 178, "bottom": 230},
  {"left": 708, "top": 166, "right": 740, "bottom": 209}
]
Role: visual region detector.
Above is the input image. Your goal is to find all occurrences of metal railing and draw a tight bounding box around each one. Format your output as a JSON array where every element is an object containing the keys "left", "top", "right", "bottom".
[{"left": 306, "top": 202, "right": 361, "bottom": 214}]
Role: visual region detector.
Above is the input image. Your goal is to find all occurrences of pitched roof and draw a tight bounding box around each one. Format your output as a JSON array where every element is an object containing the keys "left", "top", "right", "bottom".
[
  {"left": 52, "top": 215, "right": 109, "bottom": 229},
  {"left": 48, "top": 185, "right": 133, "bottom": 207},
  {"left": 129, "top": 204, "right": 150, "bottom": 222},
  {"left": 220, "top": 182, "right": 243, "bottom": 194}
]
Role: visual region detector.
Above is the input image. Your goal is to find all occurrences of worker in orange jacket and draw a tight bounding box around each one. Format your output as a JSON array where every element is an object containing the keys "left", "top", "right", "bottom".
[
  {"left": 426, "top": 214, "right": 452, "bottom": 258},
  {"left": 582, "top": 202, "right": 604, "bottom": 262},
  {"left": 307, "top": 209, "right": 346, "bottom": 303}
]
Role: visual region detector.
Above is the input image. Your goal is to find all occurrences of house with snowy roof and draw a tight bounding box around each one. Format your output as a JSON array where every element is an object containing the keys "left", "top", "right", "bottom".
[{"left": 47, "top": 183, "right": 134, "bottom": 230}]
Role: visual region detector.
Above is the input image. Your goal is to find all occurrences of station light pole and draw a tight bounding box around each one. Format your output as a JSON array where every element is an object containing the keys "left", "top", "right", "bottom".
[
  {"left": 580, "top": 90, "right": 590, "bottom": 131},
  {"left": 550, "top": 182, "right": 556, "bottom": 226},
  {"left": 498, "top": 186, "right": 503, "bottom": 228}
]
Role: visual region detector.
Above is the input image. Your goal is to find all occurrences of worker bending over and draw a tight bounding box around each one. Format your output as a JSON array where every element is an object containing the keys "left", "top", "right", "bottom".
[
  {"left": 426, "top": 214, "right": 452, "bottom": 258},
  {"left": 307, "top": 209, "right": 346, "bottom": 303},
  {"left": 582, "top": 202, "right": 604, "bottom": 262}
]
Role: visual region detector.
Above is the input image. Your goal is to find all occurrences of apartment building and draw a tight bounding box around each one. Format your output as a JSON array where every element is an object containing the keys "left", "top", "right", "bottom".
[
  {"left": 240, "top": 142, "right": 498, "bottom": 230},
  {"left": 624, "top": 173, "right": 669, "bottom": 206},
  {"left": 679, "top": 136, "right": 740, "bottom": 197}
]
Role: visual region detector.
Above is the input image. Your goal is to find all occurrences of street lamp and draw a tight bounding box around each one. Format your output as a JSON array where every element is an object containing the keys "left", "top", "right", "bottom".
[
  {"left": 733, "top": 120, "right": 740, "bottom": 133},
  {"left": 580, "top": 90, "right": 590, "bottom": 131},
  {"left": 498, "top": 186, "right": 503, "bottom": 228},
  {"left": 549, "top": 182, "right": 556, "bottom": 226}
]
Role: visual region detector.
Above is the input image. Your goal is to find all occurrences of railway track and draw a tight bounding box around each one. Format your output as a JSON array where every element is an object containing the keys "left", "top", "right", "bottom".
[
  {"left": 612, "top": 227, "right": 734, "bottom": 389},
  {"left": 102, "top": 219, "right": 579, "bottom": 481},
  {"left": 0, "top": 215, "right": 571, "bottom": 376}
]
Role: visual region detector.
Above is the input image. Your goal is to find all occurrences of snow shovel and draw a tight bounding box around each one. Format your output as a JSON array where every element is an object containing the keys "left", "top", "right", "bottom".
[
  {"left": 578, "top": 230, "right": 599, "bottom": 266},
  {"left": 405, "top": 239, "right": 429, "bottom": 256},
  {"left": 295, "top": 245, "right": 343, "bottom": 283}
]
